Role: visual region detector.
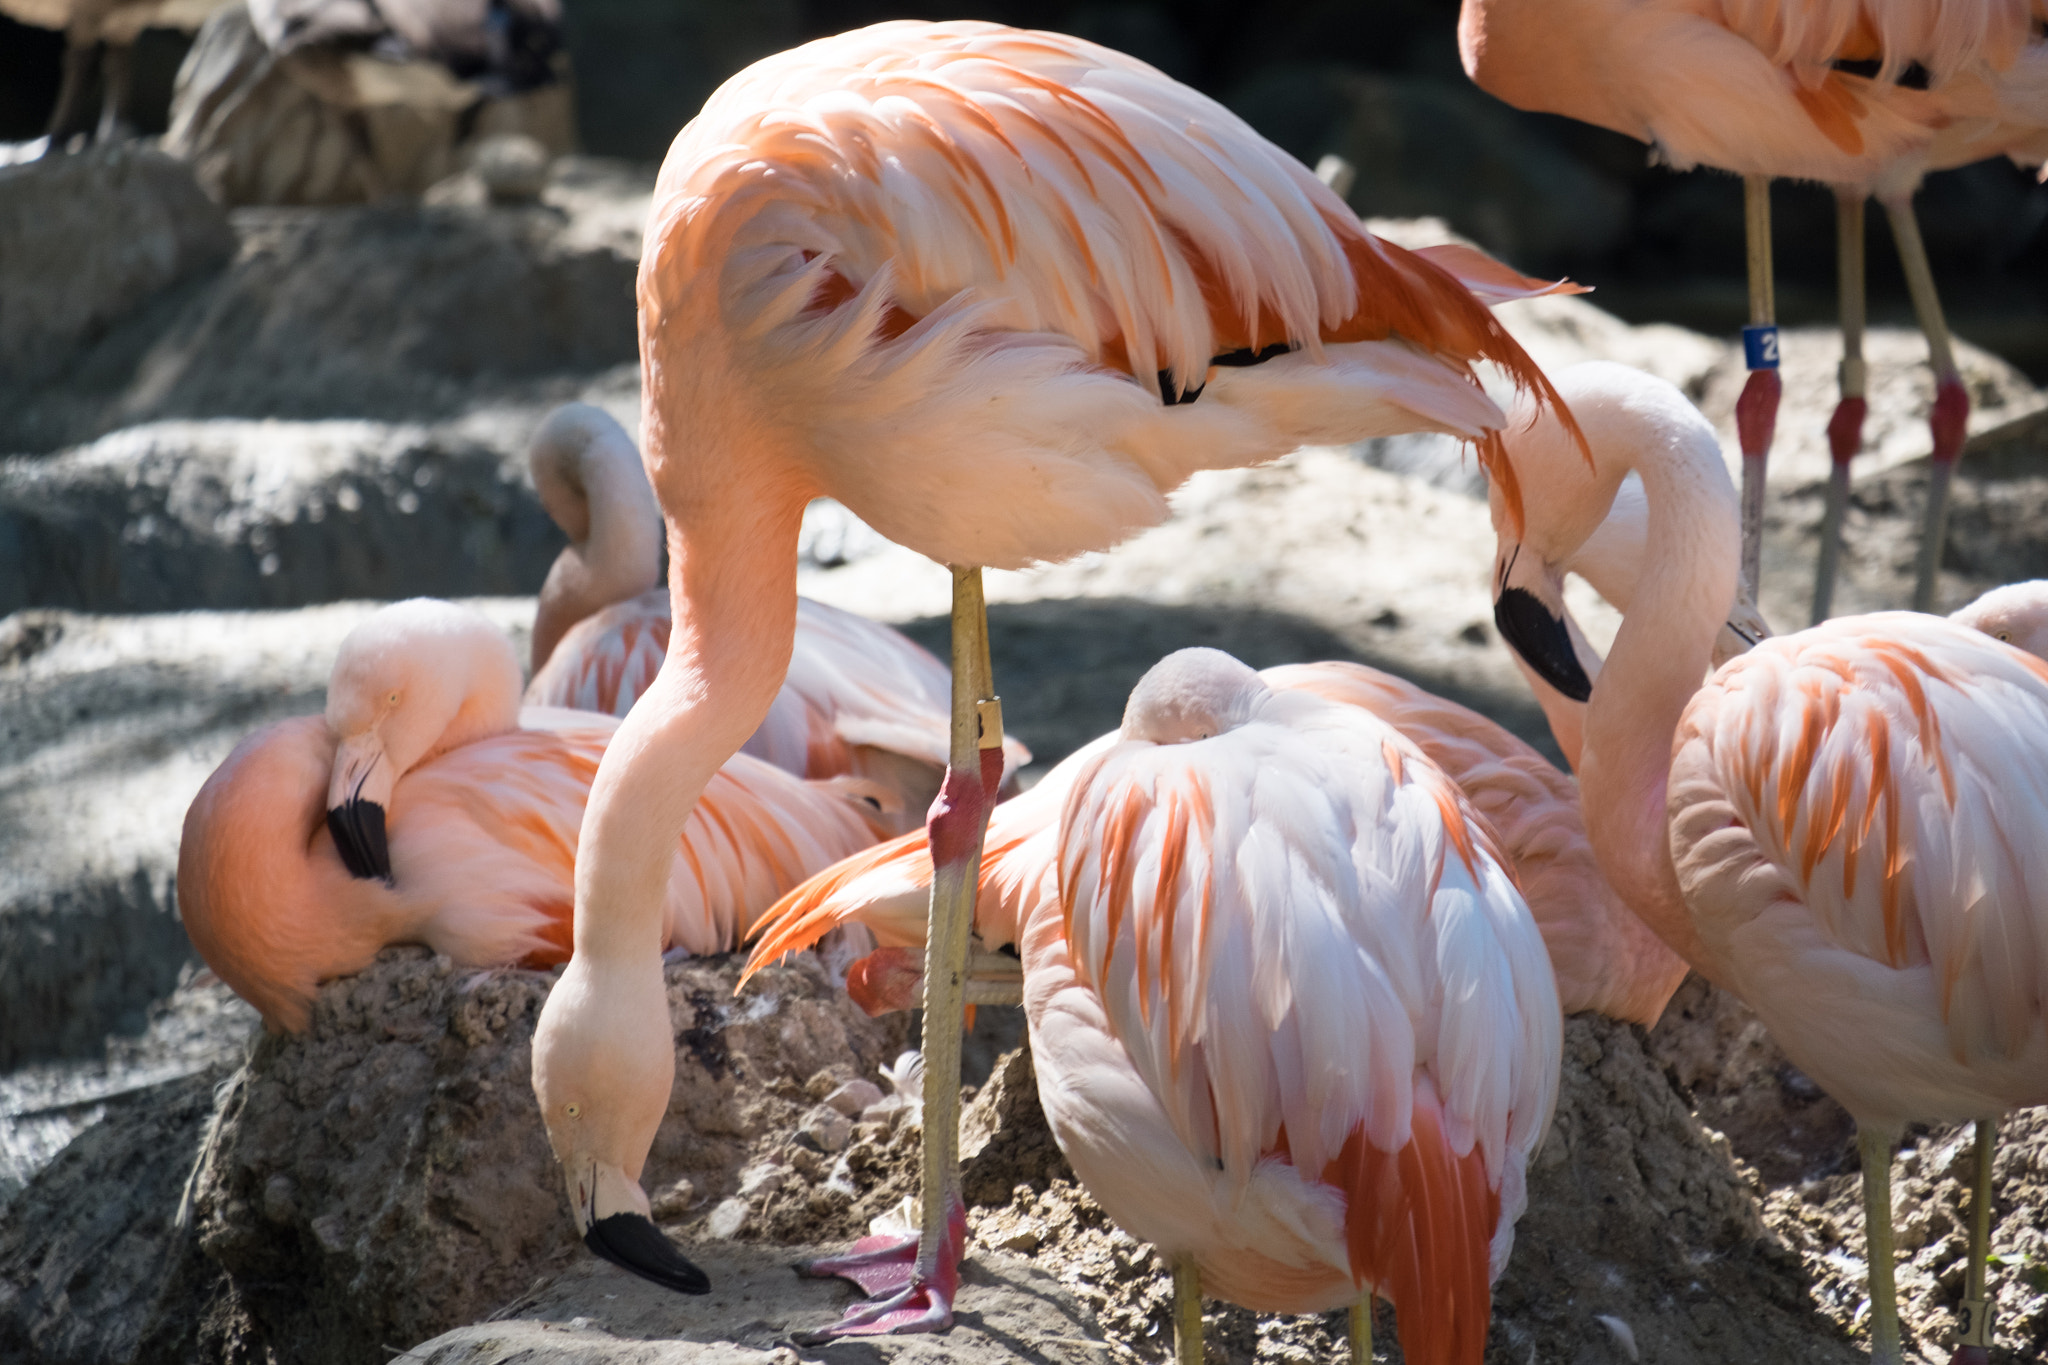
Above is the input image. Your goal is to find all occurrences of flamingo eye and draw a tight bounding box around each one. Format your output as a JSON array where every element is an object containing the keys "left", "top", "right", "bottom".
[
  {"left": 565, "top": 1102, "right": 582, "bottom": 1118},
  {"left": 1997, "top": 632, "right": 2013, "bottom": 643},
  {"left": 388, "top": 690, "right": 401, "bottom": 704}
]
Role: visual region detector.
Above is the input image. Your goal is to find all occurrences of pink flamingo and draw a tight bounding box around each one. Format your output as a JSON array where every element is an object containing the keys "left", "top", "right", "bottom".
[
  {"left": 750, "top": 647, "right": 1560, "bottom": 1365},
  {"left": 522, "top": 403, "right": 1029, "bottom": 833},
  {"left": 530, "top": 18, "right": 1585, "bottom": 1331},
  {"left": 1488, "top": 361, "right": 2048, "bottom": 1365},
  {"left": 1459, "top": 0, "right": 2048, "bottom": 616},
  {"left": 179, "top": 598, "right": 882, "bottom": 1066},
  {"left": 1950, "top": 578, "right": 2048, "bottom": 657}
]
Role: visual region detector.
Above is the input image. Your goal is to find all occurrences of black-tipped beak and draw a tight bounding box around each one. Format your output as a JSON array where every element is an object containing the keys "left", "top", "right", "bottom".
[
  {"left": 584, "top": 1212, "right": 711, "bottom": 1294},
  {"left": 1495, "top": 586, "right": 1594, "bottom": 703},
  {"left": 326, "top": 798, "right": 392, "bottom": 883}
]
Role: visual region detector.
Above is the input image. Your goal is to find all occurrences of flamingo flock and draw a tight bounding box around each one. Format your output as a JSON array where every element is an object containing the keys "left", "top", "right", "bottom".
[{"left": 172, "top": 11, "right": 2048, "bottom": 1365}]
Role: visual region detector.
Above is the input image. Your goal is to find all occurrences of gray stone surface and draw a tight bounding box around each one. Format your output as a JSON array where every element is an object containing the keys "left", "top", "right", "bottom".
[
  {"left": 0, "top": 417, "right": 568, "bottom": 616},
  {"left": 0, "top": 165, "right": 643, "bottom": 454},
  {"left": 0, "top": 145, "right": 234, "bottom": 387},
  {"left": 399, "top": 1246, "right": 1112, "bottom": 1365}
]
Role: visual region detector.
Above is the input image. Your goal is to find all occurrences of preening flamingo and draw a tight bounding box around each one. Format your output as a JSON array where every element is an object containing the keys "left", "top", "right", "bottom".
[
  {"left": 180, "top": 597, "right": 882, "bottom": 1055},
  {"left": 750, "top": 648, "right": 1560, "bottom": 1365},
  {"left": 532, "top": 18, "right": 1584, "bottom": 1329},
  {"left": 522, "top": 402, "right": 1028, "bottom": 833},
  {"left": 1488, "top": 361, "right": 2048, "bottom": 1365},
  {"left": 1459, "top": 0, "right": 2048, "bottom": 616}
]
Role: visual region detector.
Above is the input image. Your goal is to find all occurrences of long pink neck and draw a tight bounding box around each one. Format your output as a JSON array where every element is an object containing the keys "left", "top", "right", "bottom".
[
  {"left": 570, "top": 472, "right": 808, "bottom": 963},
  {"left": 1574, "top": 435, "right": 1737, "bottom": 973}
]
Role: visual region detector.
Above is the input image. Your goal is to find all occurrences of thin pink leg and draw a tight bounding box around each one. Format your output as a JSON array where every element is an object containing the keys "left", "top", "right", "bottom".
[{"left": 794, "top": 567, "right": 1001, "bottom": 1340}]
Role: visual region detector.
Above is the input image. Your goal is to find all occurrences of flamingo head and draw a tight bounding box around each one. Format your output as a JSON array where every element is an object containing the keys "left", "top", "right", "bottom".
[
  {"left": 1121, "top": 647, "right": 1265, "bottom": 745},
  {"left": 323, "top": 599, "right": 522, "bottom": 882},
  {"left": 1489, "top": 362, "right": 1718, "bottom": 702},
  {"left": 1951, "top": 581, "right": 2048, "bottom": 660},
  {"left": 532, "top": 952, "right": 709, "bottom": 1294}
]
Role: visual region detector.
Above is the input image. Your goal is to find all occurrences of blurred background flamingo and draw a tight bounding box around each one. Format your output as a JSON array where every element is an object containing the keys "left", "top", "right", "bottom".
[
  {"left": 522, "top": 403, "right": 1028, "bottom": 834},
  {"left": 1459, "top": 0, "right": 2048, "bottom": 618}
]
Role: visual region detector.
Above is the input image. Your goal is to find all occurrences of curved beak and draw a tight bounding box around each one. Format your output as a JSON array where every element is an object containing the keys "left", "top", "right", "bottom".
[
  {"left": 1493, "top": 541, "right": 1594, "bottom": 704},
  {"left": 326, "top": 732, "right": 394, "bottom": 883},
  {"left": 565, "top": 1156, "right": 710, "bottom": 1295}
]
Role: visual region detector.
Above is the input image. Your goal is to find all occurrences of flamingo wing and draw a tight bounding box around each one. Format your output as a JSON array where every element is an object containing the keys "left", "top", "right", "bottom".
[
  {"left": 524, "top": 589, "right": 670, "bottom": 718},
  {"left": 1264, "top": 661, "right": 1689, "bottom": 1025},
  {"left": 1669, "top": 613, "right": 2048, "bottom": 1120},
  {"left": 647, "top": 21, "right": 1575, "bottom": 569}
]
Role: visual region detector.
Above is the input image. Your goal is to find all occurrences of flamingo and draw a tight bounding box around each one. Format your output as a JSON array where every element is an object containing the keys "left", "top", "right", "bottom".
[
  {"left": 179, "top": 597, "right": 881, "bottom": 1064},
  {"left": 522, "top": 403, "right": 1029, "bottom": 833},
  {"left": 530, "top": 18, "right": 1586, "bottom": 1331},
  {"left": 1458, "top": 0, "right": 2048, "bottom": 616},
  {"left": 749, "top": 648, "right": 1560, "bottom": 1365},
  {"left": 1950, "top": 578, "right": 2048, "bottom": 657},
  {"left": 1487, "top": 361, "right": 2048, "bottom": 1365}
]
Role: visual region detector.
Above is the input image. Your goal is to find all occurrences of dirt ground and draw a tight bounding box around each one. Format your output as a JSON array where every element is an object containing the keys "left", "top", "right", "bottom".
[{"left": 5, "top": 152, "right": 2048, "bottom": 1365}]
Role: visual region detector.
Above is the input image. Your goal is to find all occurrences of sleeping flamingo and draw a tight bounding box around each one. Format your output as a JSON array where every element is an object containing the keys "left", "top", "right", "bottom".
[
  {"left": 1950, "top": 578, "right": 2048, "bottom": 658},
  {"left": 1488, "top": 361, "right": 2048, "bottom": 1365},
  {"left": 750, "top": 648, "right": 1560, "bottom": 1365},
  {"left": 180, "top": 597, "right": 882, "bottom": 1064},
  {"left": 1459, "top": 0, "right": 2048, "bottom": 615},
  {"left": 522, "top": 403, "right": 1028, "bottom": 833},
  {"left": 531, "top": 19, "right": 1585, "bottom": 1330}
]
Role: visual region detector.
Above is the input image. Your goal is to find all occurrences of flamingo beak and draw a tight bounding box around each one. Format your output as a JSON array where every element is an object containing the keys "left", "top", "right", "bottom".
[
  {"left": 326, "top": 733, "right": 394, "bottom": 882},
  {"left": 1493, "top": 542, "right": 1593, "bottom": 703},
  {"left": 566, "top": 1157, "right": 711, "bottom": 1294}
]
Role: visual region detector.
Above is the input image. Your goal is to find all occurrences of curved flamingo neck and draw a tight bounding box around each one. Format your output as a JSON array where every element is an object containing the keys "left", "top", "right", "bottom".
[
  {"left": 1575, "top": 424, "right": 1738, "bottom": 972},
  {"left": 532, "top": 429, "right": 665, "bottom": 672}
]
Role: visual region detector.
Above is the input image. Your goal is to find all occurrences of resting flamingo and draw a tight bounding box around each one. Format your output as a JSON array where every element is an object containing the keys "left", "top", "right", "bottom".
[
  {"left": 1488, "top": 361, "right": 2048, "bottom": 1365},
  {"left": 522, "top": 403, "right": 1027, "bottom": 833},
  {"left": 1459, "top": 0, "right": 2048, "bottom": 616},
  {"left": 750, "top": 648, "right": 1560, "bottom": 1365},
  {"left": 530, "top": 18, "right": 1585, "bottom": 1331},
  {"left": 1950, "top": 578, "right": 2048, "bottom": 658},
  {"left": 179, "top": 598, "right": 882, "bottom": 1075}
]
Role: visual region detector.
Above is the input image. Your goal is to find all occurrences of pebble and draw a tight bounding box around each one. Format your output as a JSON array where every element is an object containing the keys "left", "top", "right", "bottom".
[
  {"left": 800, "top": 1104, "right": 854, "bottom": 1153},
  {"left": 825, "top": 1078, "right": 884, "bottom": 1117}
]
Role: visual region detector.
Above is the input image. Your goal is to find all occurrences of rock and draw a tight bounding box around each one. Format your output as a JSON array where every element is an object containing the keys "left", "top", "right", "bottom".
[
  {"left": 795, "top": 1105, "right": 852, "bottom": 1154},
  {"left": 473, "top": 134, "right": 553, "bottom": 204},
  {"left": 158, "top": 949, "right": 901, "bottom": 1362},
  {"left": 0, "top": 1065, "right": 233, "bottom": 1365},
  {"left": 0, "top": 418, "right": 568, "bottom": 615},
  {"left": 822, "top": 1079, "right": 882, "bottom": 1117},
  {"left": 0, "top": 145, "right": 234, "bottom": 388},
  {"left": 0, "top": 600, "right": 531, "bottom": 1071},
  {"left": 401, "top": 1243, "right": 1114, "bottom": 1364},
  {"left": 0, "top": 183, "right": 641, "bottom": 453}
]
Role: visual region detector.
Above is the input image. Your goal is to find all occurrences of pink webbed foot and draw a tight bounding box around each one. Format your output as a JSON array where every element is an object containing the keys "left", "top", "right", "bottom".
[{"left": 794, "top": 1195, "right": 966, "bottom": 1340}]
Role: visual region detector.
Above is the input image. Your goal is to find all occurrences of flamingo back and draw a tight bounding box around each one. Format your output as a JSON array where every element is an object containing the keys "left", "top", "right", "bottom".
[
  {"left": 526, "top": 588, "right": 669, "bottom": 719},
  {"left": 1669, "top": 613, "right": 2048, "bottom": 1120},
  {"left": 1263, "top": 661, "right": 1689, "bottom": 1025},
  {"left": 1053, "top": 681, "right": 1559, "bottom": 1353},
  {"left": 644, "top": 20, "right": 1579, "bottom": 568}
]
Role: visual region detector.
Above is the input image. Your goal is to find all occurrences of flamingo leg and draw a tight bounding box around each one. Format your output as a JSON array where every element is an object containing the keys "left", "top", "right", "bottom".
[
  {"left": 796, "top": 566, "right": 999, "bottom": 1338},
  {"left": 1880, "top": 193, "right": 1969, "bottom": 613},
  {"left": 1173, "top": 1256, "right": 1203, "bottom": 1365},
  {"left": 1813, "top": 190, "right": 1868, "bottom": 625},
  {"left": 1735, "top": 174, "right": 1782, "bottom": 601},
  {"left": 1859, "top": 1123, "right": 1906, "bottom": 1365},
  {"left": 1949, "top": 1119, "right": 1997, "bottom": 1365},
  {"left": 1347, "top": 1296, "right": 1373, "bottom": 1363}
]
